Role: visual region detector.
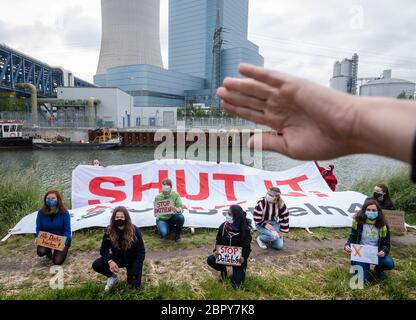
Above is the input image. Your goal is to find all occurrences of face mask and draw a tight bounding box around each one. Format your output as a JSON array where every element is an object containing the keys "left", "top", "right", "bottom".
[
  {"left": 225, "top": 214, "right": 233, "bottom": 223},
  {"left": 365, "top": 211, "right": 379, "bottom": 220},
  {"left": 114, "top": 219, "right": 126, "bottom": 228},
  {"left": 46, "top": 199, "right": 58, "bottom": 207},
  {"left": 266, "top": 194, "right": 275, "bottom": 203},
  {"left": 373, "top": 192, "right": 383, "bottom": 200},
  {"left": 162, "top": 185, "right": 172, "bottom": 193}
]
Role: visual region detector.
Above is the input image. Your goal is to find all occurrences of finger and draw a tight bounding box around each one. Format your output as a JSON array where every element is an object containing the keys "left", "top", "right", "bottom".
[
  {"left": 238, "top": 64, "right": 291, "bottom": 88},
  {"left": 222, "top": 77, "right": 272, "bottom": 101},
  {"left": 249, "top": 133, "right": 288, "bottom": 155},
  {"left": 217, "top": 87, "right": 267, "bottom": 111},
  {"left": 221, "top": 101, "right": 267, "bottom": 125}
]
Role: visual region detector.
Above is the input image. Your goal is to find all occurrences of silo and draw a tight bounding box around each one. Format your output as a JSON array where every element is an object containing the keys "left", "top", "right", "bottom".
[
  {"left": 340, "top": 59, "right": 352, "bottom": 77},
  {"left": 333, "top": 61, "right": 341, "bottom": 77},
  {"left": 96, "top": 0, "right": 163, "bottom": 75}
]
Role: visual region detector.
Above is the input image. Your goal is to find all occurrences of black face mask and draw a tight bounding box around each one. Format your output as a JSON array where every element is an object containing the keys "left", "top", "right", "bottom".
[
  {"left": 114, "top": 219, "right": 126, "bottom": 228},
  {"left": 373, "top": 192, "right": 383, "bottom": 200}
]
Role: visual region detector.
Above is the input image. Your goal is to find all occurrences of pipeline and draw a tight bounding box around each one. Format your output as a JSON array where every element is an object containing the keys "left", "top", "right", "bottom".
[
  {"left": 88, "top": 97, "right": 96, "bottom": 127},
  {"left": 16, "top": 83, "right": 38, "bottom": 125}
]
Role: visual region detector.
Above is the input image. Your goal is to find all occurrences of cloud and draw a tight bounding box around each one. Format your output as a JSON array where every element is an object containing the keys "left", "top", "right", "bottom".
[{"left": 0, "top": 0, "right": 415, "bottom": 85}]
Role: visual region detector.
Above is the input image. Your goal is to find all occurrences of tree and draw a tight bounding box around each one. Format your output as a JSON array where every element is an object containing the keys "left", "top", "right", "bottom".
[{"left": 397, "top": 91, "right": 407, "bottom": 99}]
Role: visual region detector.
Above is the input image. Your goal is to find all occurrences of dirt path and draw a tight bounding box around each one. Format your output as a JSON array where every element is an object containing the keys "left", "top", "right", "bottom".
[{"left": 1, "top": 234, "right": 416, "bottom": 274}]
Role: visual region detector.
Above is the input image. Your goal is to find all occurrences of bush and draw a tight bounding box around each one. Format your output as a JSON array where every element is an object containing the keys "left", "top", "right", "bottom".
[{"left": 0, "top": 166, "right": 43, "bottom": 237}]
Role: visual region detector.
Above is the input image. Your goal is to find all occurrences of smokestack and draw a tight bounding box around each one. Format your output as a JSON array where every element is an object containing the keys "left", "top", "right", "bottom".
[{"left": 96, "top": 0, "right": 163, "bottom": 75}]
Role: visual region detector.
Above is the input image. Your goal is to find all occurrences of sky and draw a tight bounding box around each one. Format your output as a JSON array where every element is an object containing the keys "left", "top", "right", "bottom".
[{"left": 1, "top": 0, "right": 415, "bottom": 86}]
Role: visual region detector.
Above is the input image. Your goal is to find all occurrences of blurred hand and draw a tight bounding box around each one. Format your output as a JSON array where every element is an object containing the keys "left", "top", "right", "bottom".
[
  {"left": 344, "top": 245, "right": 352, "bottom": 254},
  {"left": 109, "top": 260, "right": 119, "bottom": 273},
  {"left": 217, "top": 63, "right": 416, "bottom": 164},
  {"left": 377, "top": 251, "right": 385, "bottom": 258}
]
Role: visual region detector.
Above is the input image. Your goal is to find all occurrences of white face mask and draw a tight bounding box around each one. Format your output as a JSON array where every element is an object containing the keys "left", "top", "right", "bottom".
[
  {"left": 225, "top": 214, "right": 233, "bottom": 223},
  {"left": 266, "top": 194, "right": 275, "bottom": 203},
  {"left": 162, "top": 185, "right": 172, "bottom": 193}
]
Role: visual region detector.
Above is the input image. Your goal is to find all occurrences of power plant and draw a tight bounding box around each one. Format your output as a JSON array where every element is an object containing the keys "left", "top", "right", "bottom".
[{"left": 96, "top": 0, "right": 163, "bottom": 75}]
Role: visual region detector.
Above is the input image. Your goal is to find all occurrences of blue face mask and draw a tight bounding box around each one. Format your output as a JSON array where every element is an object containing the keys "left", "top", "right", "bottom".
[
  {"left": 365, "top": 211, "right": 379, "bottom": 220},
  {"left": 46, "top": 199, "right": 58, "bottom": 207}
]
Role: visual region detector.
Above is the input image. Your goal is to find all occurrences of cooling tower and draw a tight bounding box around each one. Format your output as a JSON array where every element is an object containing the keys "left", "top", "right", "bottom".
[{"left": 96, "top": 0, "right": 163, "bottom": 75}]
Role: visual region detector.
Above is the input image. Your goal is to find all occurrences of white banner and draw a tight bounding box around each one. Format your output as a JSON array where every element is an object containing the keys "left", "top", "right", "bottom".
[{"left": 6, "top": 160, "right": 367, "bottom": 237}]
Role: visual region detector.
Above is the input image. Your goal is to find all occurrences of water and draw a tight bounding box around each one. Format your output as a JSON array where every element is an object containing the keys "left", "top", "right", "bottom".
[{"left": 0, "top": 147, "right": 407, "bottom": 201}]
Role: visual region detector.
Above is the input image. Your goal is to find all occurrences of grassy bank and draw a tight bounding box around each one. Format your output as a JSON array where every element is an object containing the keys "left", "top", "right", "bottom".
[{"left": 1, "top": 245, "right": 415, "bottom": 300}]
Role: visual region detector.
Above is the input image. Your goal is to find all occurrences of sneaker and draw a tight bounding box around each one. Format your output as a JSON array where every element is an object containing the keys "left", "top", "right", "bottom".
[
  {"left": 256, "top": 236, "right": 267, "bottom": 249},
  {"left": 104, "top": 274, "right": 118, "bottom": 292}
]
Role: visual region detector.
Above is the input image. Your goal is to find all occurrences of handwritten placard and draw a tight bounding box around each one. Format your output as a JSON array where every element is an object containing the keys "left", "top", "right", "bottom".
[
  {"left": 36, "top": 231, "right": 66, "bottom": 251},
  {"left": 215, "top": 245, "right": 243, "bottom": 266},
  {"left": 154, "top": 199, "right": 176, "bottom": 216},
  {"left": 351, "top": 244, "right": 379, "bottom": 265},
  {"left": 383, "top": 210, "right": 406, "bottom": 234}
]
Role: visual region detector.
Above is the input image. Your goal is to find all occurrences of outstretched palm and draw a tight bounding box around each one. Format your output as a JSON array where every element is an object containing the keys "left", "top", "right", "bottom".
[{"left": 217, "top": 64, "right": 359, "bottom": 160}]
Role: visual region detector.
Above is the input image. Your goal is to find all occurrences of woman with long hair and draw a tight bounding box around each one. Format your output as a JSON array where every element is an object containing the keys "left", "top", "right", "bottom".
[
  {"left": 36, "top": 190, "right": 71, "bottom": 265},
  {"left": 207, "top": 205, "right": 252, "bottom": 288},
  {"left": 372, "top": 183, "right": 396, "bottom": 210},
  {"left": 92, "top": 206, "right": 146, "bottom": 291},
  {"left": 344, "top": 199, "right": 395, "bottom": 283}
]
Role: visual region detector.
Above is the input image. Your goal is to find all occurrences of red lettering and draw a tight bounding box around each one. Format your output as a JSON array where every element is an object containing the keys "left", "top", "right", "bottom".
[
  {"left": 265, "top": 175, "right": 309, "bottom": 192},
  {"left": 213, "top": 174, "right": 245, "bottom": 201},
  {"left": 310, "top": 191, "right": 329, "bottom": 198},
  {"left": 88, "top": 177, "right": 127, "bottom": 205},
  {"left": 132, "top": 170, "right": 169, "bottom": 201},
  {"left": 176, "top": 170, "right": 209, "bottom": 201}
]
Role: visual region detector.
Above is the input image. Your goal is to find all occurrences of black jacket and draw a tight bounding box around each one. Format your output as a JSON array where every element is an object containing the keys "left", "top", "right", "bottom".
[
  {"left": 100, "top": 226, "right": 145, "bottom": 271},
  {"left": 214, "top": 223, "right": 252, "bottom": 260},
  {"left": 365, "top": 197, "right": 395, "bottom": 210}
]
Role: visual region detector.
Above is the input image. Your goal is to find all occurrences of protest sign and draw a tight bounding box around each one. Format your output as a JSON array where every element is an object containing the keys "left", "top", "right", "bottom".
[
  {"left": 216, "top": 245, "right": 243, "bottom": 266},
  {"left": 36, "top": 232, "right": 66, "bottom": 251},
  {"left": 154, "top": 199, "right": 176, "bottom": 216},
  {"left": 351, "top": 244, "right": 379, "bottom": 265},
  {"left": 383, "top": 210, "right": 406, "bottom": 234}
]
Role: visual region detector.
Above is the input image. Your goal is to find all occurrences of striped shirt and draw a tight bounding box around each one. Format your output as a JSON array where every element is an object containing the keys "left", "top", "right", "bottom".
[{"left": 253, "top": 197, "right": 290, "bottom": 233}]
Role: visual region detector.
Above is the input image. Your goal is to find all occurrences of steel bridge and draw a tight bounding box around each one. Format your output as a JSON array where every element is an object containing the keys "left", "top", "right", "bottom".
[{"left": 0, "top": 43, "right": 95, "bottom": 98}]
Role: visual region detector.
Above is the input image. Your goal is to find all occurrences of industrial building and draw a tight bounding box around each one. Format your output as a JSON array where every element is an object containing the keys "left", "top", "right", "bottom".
[
  {"left": 329, "top": 54, "right": 359, "bottom": 95},
  {"left": 94, "top": 0, "right": 264, "bottom": 110},
  {"left": 359, "top": 70, "right": 415, "bottom": 99},
  {"left": 57, "top": 87, "right": 178, "bottom": 129}
]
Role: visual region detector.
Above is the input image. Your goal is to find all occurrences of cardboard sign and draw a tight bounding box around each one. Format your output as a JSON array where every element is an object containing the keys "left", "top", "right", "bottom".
[
  {"left": 154, "top": 199, "right": 176, "bottom": 216},
  {"left": 36, "top": 232, "right": 66, "bottom": 251},
  {"left": 383, "top": 210, "right": 406, "bottom": 234},
  {"left": 215, "top": 245, "right": 243, "bottom": 266},
  {"left": 350, "top": 244, "right": 379, "bottom": 265}
]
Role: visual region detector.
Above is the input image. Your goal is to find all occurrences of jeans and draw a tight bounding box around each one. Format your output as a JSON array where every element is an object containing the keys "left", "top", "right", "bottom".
[
  {"left": 351, "top": 256, "right": 395, "bottom": 282},
  {"left": 256, "top": 220, "right": 284, "bottom": 250},
  {"left": 92, "top": 257, "right": 143, "bottom": 288},
  {"left": 156, "top": 214, "right": 185, "bottom": 239},
  {"left": 207, "top": 255, "right": 248, "bottom": 288}
]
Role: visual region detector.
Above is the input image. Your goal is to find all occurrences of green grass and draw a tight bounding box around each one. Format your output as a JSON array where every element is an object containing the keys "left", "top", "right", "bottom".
[
  {"left": 0, "top": 165, "right": 68, "bottom": 237},
  {"left": 2, "top": 245, "right": 415, "bottom": 300}
]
